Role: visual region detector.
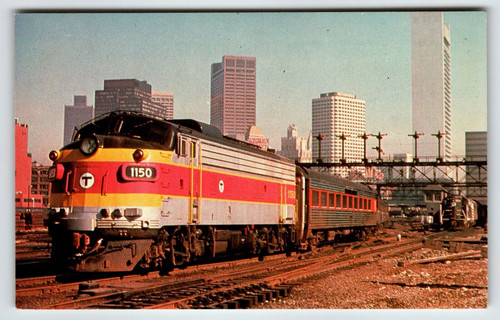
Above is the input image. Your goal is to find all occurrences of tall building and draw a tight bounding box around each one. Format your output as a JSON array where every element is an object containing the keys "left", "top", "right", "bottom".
[
  {"left": 15, "top": 119, "right": 43, "bottom": 211},
  {"left": 63, "top": 95, "right": 94, "bottom": 145},
  {"left": 245, "top": 125, "right": 269, "bottom": 151},
  {"left": 278, "top": 124, "right": 312, "bottom": 163},
  {"left": 31, "top": 162, "right": 51, "bottom": 207},
  {"left": 94, "top": 79, "right": 168, "bottom": 119},
  {"left": 152, "top": 91, "right": 174, "bottom": 119},
  {"left": 210, "top": 55, "right": 256, "bottom": 140},
  {"left": 465, "top": 131, "right": 487, "bottom": 203},
  {"left": 411, "top": 12, "right": 452, "bottom": 159},
  {"left": 312, "top": 92, "right": 366, "bottom": 176},
  {"left": 15, "top": 119, "right": 31, "bottom": 208}
]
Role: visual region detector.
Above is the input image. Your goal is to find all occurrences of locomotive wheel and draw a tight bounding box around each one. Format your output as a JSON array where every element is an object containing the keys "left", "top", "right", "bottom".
[
  {"left": 266, "top": 230, "right": 278, "bottom": 254},
  {"left": 169, "top": 232, "right": 190, "bottom": 266}
]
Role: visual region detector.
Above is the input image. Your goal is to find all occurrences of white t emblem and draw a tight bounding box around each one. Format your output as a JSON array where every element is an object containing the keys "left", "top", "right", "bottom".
[
  {"left": 79, "top": 172, "right": 95, "bottom": 189},
  {"left": 218, "top": 180, "right": 224, "bottom": 193}
]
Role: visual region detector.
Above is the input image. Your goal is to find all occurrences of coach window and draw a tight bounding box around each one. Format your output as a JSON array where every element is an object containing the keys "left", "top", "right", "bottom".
[
  {"left": 321, "top": 192, "right": 327, "bottom": 207},
  {"left": 354, "top": 197, "right": 358, "bottom": 210},
  {"left": 367, "top": 199, "right": 372, "bottom": 211},
  {"left": 360, "top": 198, "right": 364, "bottom": 210},
  {"left": 312, "top": 190, "right": 319, "bottom": 207},
  {"left": 348, "top": 196, "right": 353, "bottom": 209},
  {"left": 342, "top": 195, "right": 347, "bottom": 209},
  {"left": 336, "top": 194, "right": 341, "bottom": 209},
  {"left": 329, "top": 193, "right": 334, "bottom": 208}
]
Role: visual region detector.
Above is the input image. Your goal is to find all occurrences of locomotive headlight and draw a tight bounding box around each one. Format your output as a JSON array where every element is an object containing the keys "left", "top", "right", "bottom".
[
  {"left": 80, "top": 136, "right": 98, "bottom": 156},
  {"left": 133, "top": 149, "right": 148, "bottom": 161},
  {"left": 49, "top": 150, "right": 61, "bottom": 161}
]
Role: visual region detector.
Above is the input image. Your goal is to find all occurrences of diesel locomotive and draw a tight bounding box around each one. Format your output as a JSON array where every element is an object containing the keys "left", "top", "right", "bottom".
[{"left": 45, "top": 111, "right": 388, "bottom": 272}]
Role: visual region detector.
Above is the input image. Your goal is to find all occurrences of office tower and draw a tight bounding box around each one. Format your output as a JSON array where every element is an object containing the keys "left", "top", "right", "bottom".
[
  {"left": 411, "top": 12, "right": 452, "bottom": 159},
  {"left": 63, "top": 95, "right": 94, "bottom": 145},
  {"left": 210, "top": 55, "right": 256, "bottom": 139},
  {"left": 312, "top": 92, "right": 366, "bottom": 176},
  {"left": 465, "top": 131, "right": 487, "bottom": 203},
  {"left": 15, "top": 119, "right": 31, "bottom": 208},
  {"left": 278, "top": 124, "right": 312, "bottom": 163},
  {"left": 15, "top": 119, "right": 43, "bottom": 210},
  {"left": 245, "top": 125, "right": 269, "bottom": 151},
  {"left": 94, "top": 79, "right": 168, "bottom": 119},
  {"left": 31, "top": 162, "right": 51, "bottom": 207},
  {"left": 152, "top": 91, "right": 174, "bottom": 120}
]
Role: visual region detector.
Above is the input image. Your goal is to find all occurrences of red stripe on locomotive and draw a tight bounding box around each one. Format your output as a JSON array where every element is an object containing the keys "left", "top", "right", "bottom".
[{"left": 55, "top": 161, "right": 295, "bottom": 205}]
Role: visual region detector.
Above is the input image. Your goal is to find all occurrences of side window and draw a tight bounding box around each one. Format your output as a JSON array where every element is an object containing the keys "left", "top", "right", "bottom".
[
  {"left": 342, "top": 195, "right": 347, "bottom": 209},
  {"left": 321, "top": 192, "right": 327, "bottom": 207},
  {"left": 329, "top": 193, "right": 334, "bottom": 208},
  {"left": 336, "top": 194, "right": 341, "bottom": 209},
  {"left": 177, "top": 136, "right": 188, "bottom": 157},
  {"left": 312, "top": 190, "right": 319, "bottom": 207},
  {"left": 354, "top": 197, "right": 358, "bottom": 210},
  {"left": 190, "top": 141, "right": 197, "bottom": 158},
  {"left": 348, "top": 196, "right": 353, "bottom": 209}
]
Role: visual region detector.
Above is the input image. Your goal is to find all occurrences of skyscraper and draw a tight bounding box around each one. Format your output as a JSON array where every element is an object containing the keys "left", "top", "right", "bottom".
[
  {"left": 63, "top": 95, "right": 94, "bottom": 145},
  {"left": 312, "top": 92, "right": 366, "bottom": 176},
  {"left": 94, "top": 79, "right": 168, "bottom": 119},
  {"left": 465, "top": 131, "right": 487, "bottom": 203},
  {"left": 411, "top": 12, "right": 452, "bottom": 159},
  {"left": 152, "top": 91, "right": 174, "bottom": 120},
  {"left": 210, "top": 55, "right": 256, "bottom": 140},
  {"left": 278, "top": 124, "right": 312, "bottom": 163}
]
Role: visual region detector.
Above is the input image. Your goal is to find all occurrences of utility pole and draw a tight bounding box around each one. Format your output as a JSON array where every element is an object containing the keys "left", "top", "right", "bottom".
[
  {"left": 315, "top": 133, "right": 326, "bottom": 163},
  {"left": 373, "top": 132, "right": 387, "bottom": 162},
  {"left": 359, "top": 132, "right": 373, "bottom": 163},
  {"left": 432, "top": 131, "right": 448, "bottom": 162},
  {"left": 336, "top": 133, "right": 350, "bottom": 164},
  {"left": 408, "top": 131, "right": 424, "bottom": 163}
]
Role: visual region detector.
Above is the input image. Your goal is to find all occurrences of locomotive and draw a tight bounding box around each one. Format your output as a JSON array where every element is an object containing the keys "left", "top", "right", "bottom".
[
  {"left": 45, "top": 111, "right": 388, "bottom": 272},
  {"left": 438, "top": 195, "right": 478, "bottom": 230}
]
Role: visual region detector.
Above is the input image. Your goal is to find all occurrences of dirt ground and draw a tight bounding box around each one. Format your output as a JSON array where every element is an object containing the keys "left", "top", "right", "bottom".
[{"left": 261, "top": 231, "right": 488, "bottom": 309}]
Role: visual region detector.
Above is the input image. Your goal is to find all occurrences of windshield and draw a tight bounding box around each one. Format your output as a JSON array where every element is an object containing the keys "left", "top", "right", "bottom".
[{"left": 73, "top": 112, "right": 177, "bottom": 150}]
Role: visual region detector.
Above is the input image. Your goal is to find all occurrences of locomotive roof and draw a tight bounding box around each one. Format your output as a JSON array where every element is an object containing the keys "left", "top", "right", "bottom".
[{"left": 76, "top": 111, "right": 293, "bottom": 165}]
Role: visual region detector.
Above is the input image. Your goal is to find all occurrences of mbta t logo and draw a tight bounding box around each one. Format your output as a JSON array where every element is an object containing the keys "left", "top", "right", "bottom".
[{"left": 79, "top": 172, "right": 95, "bottom": 189}]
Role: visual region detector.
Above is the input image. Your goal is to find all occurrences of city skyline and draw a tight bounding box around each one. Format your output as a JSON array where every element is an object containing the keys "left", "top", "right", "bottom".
[{"left": 14, "top": 11, "right": 487, "bottom": 165}]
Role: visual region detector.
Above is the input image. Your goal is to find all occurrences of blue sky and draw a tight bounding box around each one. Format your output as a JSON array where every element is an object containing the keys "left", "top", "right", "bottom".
[{"left": 14, "top": 11, "right": 487, "bottom": 165}]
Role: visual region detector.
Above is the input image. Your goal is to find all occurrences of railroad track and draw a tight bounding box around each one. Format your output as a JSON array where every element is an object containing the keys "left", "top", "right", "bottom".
[{"left": 34, "top": 234, "right": 427, "bottom": 309}]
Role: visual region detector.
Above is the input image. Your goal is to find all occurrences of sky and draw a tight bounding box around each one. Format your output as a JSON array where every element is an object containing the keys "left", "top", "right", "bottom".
[{"left": 13, "top": 11, "right": 487, "bottom": 166}]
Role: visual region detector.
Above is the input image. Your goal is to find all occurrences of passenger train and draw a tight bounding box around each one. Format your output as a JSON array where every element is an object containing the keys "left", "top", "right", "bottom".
[{"left": 44, "top": 111, "right": 388, "bottom": 272}]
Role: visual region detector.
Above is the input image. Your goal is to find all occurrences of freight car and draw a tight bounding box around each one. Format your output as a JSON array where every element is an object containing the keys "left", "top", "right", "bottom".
[{"left": 44, "top": 111, "right": 387, "bottom": 272}]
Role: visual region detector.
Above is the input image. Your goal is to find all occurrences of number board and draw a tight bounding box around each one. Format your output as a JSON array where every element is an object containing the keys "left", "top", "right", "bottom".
[{"left": 121, "top": 165, "right": 158, "bottom": 182}]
